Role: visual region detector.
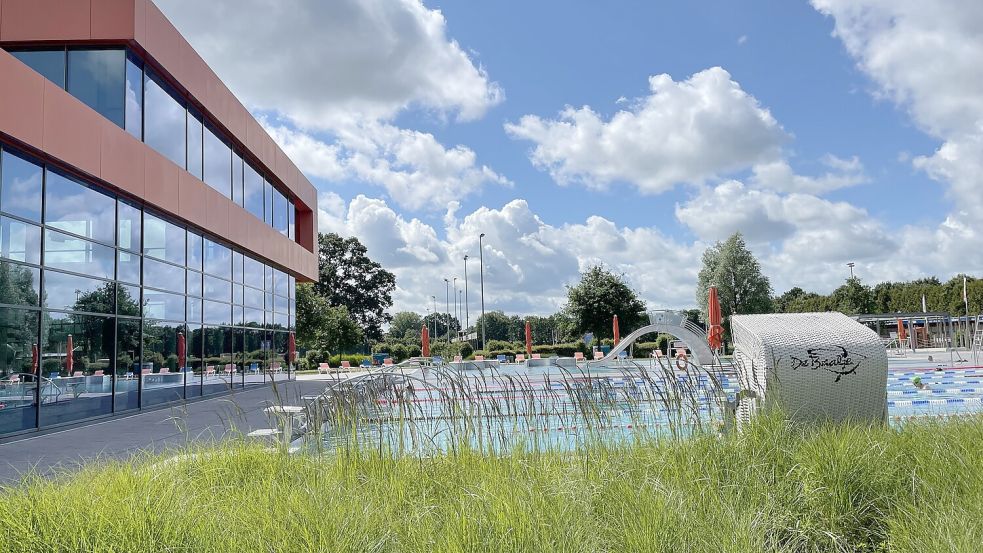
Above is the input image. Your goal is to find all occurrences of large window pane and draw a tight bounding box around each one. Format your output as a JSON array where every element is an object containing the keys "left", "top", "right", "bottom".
[
  {"left": 232, "top": 152, "right": 244, "bottom": 207},
  {"left": 186, "top": 325, "right": 203, "bottom": 397},
  {"left": 117, "top": 284, "right": 141, "bottom": 317},
  {"left": 187, "top": 111, "right": 203, "bottom": 179},
  {"left": 143, "top": 212, "right": 185, "bottom": 265},
  {"left": 117, "top": 250, "right": 140, "bottom": 285},
  {"left": 0, "top": 308, "right": 39, "bottom": 434},
  {"left": 115, "top": 318, "right": 140, "bottom": 411},
  {"left": 203, "top": 124, "right": 231, "bottom": 198},
  {"left": 203, "top": 239, "right": 231, "bottom": 279},
  {"left": 124, "top": 53, "right": 143, "bottom": 140},
  {"left": 273, "top": 269, "right": 288, "bottom": 298},
  {"left": 203, "top": 301, "right": 230, "bottom": 326},
  {"left": 43, "top": 229, "right": 114, "bottom": 280},
  {"left": 0, "top": 217, "right": 41, "bottom": 265},
  {"left": 43, "top": 271, "right": 115, "bottom": 314},
  {"left": 264, "top": 180, "right": 273, "bottom": 225},
  {"left": 274, "top": 188, "right": 287, "bottom": 235},
  {"left": 187, "top": 270, "right": 202, "bottom": 297},
  {"left": 244, "top": 163, "right": 264, "bottom": 221},
  {"left": 204, "top": 275, "right": 231, "bottom": 302},
  {"left": 10, "top": 49, "right": 65, "bottom": 87},
  {"left": 202, "top": 326, "right": 231, "bottom": 395},
  {"left": 142, "top": 320, "right": 186, "bottom": 406},
  {"left": 143, "top": 257, "right": 184, "bottom": 294},
  {"left": 1, "top": 149, "right": 43, "bottom": 223},
  {"left": 44, "top": 170, "right": 116, "bottom": 245},
  {"left": 243, "top": 256, "right": 263, "bottom": 289},
  {"left": 187, "top": 231, "right": 203, "bottom": 271},
  {"left": 67, "top": 49, "right": 125, "bottom": 128},
  {"left": 243, "top": 328, "right": 267, "bottom": 384},
  {"left": 144, "top": 71, "right": 186, "bottom": 168},
  {"left": 0, "top": 262, "right": 40, "bottom": 307},
  {"left": 39, "top": 312, "right": 115, "bottom": 426},
  {"left": 144, "top": 288, "right": 185, "bottom": 321},
  {"left": 243, "top": 287, "right": 264, "bottom": 309},
  {"left": 232, "top": 251, "right": 243, "bottom": 283},
  {"left": 187, "top": 297, "right": 202, "bottom": 324},
  {"left": 117, "top": 201, "right": 141, "bottom": 253},
  {"left": 288, "top": 200, "right": 295, "bottom": 241}
]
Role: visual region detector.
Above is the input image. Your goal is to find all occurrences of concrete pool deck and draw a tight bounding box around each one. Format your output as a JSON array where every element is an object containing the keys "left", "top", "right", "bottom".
[{"left": 0, "top": 380, "right": 326, "bottom": 483}]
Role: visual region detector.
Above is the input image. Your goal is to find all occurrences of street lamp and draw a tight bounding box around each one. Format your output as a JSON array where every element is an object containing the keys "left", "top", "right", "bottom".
[
  {"left": 443, "top": 278, "right": 451, "bottom": 344},
  {"left": 452, "top": 277, "right": 458, "bottom": 340},
  {"left": 847, "top": 262, "right": 856, "bottom": 279},
  {"left": 458, "top": 290, "right": 463, "bottom": 340},
  {"left": 463, "top": 255, "right": 470, "bottom": 346},
  {"left": 479, "top": 233, "right": 486, "bottom": 351}
]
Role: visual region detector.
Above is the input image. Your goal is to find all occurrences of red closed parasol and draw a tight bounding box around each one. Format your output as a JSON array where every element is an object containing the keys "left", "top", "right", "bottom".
[
  {"left": 707, "top": 287, "right": 724, "bottom": 351},
  {"left": 613, "top": 315, "right": 620, "bottom": 346},
  {"left": 177, "top": 332, "right": 186, "bottom": 370},
  {"left": 31, "top": 343, "right": 38, "bottom": 374},
  {"left": 421, "top": 324, "right": 430, "bottom": 357},
  {"left": 525, "top": 320, "right": 532, "bottom": 355},
  {"left": 65, "top": 334, "right": 74, "bottom": 375},
  {"left": 897, "top": 319, "right": 907, "bottom": 341},
  {"left": 288, "top": 332, "right": 296, "bottom": 367}
]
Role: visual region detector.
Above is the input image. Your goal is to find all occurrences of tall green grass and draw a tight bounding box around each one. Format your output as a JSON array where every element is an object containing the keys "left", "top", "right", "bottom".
[{"left": 1, "top": 414, "right": 981, "bottom": 552}]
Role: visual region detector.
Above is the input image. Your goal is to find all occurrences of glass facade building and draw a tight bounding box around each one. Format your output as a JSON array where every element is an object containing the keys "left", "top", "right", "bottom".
[{"left": 0, "top": 0, "right": 318, "bottom": 438}]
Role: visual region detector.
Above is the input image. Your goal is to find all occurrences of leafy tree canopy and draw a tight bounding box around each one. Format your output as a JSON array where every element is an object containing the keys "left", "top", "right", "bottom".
[
  {"left": 696, "top": 233, "right": 773, "bottom": 326},
  {"left": 296, "top": 283, "right": 363, "bottom": 354},
  {"left": 313, "top": 233, "right": 395, "bottom": 341},
  {"left": 387, "top": 311, "right": 423, "bottom": 342},
  {"left": 565, "top": 266, "right": 647, "bottom": 340}
]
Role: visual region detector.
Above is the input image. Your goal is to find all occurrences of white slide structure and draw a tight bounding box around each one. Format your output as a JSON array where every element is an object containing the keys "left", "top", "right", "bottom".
[{"left": 600, "top": 311, "right": 715, "bottom": 366}]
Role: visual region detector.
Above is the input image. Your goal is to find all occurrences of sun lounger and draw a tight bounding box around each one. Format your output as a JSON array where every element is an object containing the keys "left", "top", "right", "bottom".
[
  {"left": 475, "top": 355, "right": 485, "bottom": 361},
  {"left": 317, "top": 363, "right": 331, "bottom": 374},
  {"left": 531, "top": 353, "right": 541, "bottom": 359},
  {"left": 593, "top": 351, "right": 604, "bottom": 360},
  {"left": 453, "top": 355, "right": 463, "bottom": 362},
  {"left": 516, "top": 354, "right": 526, "bottom": 362},
  {"left": 383, "top": 358, "right": 394, "bottom": 366},
  {"left": 574, "top": 352, "right": 585, "bottom": 361},
  {"left": 92, "top": 370, "right": 104, "bottom": 376},
  {"left": 72, "top": 371, "right": 84, "bottom": 377},
  {"left": 341, "top": 361, "right": 352, "bottom": 369}
]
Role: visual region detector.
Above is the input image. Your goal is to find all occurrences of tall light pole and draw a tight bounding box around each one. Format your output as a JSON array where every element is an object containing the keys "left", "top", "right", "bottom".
[
  {"left": 479, "top": 233, "right": 486, "bottom": 351},
  {"left": 452, "top": 277, "right": 458, "bottom": 341},
  {"left": 463, "top": 255, "right": 470, "bottom": 346},
  {"left": 443, "top": 278, "right": 451, "bottom": 344},
  {"left": 458, "top": 290, "right": 463, "bottom": 340},
  {"left": 847, "top": 262, "right": 855, "bottom": 279}
]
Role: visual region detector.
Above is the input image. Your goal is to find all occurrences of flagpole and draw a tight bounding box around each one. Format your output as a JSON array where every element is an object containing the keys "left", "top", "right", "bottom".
[{"left": 965, "top": 276, "right": 970, "bottom": 349}]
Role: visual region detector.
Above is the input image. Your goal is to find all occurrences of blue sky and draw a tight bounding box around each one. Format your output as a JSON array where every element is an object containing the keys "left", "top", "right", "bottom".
[{"left": 159, "top": 0, "right": 983, "bottom": 315}]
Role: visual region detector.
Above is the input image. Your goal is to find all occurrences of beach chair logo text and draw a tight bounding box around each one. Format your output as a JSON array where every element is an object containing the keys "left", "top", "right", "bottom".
[{"left": 790, "top": 346, "right": 867, "bottom": 382}]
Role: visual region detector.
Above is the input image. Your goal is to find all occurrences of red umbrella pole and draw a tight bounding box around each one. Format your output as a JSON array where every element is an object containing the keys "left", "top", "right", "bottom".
[
  {"left": 421, "top": 325, "right": 430, "bottom": 357},
  {"left": 31, "top": 343, "right": 38, "bottom": 374},
  {"left": 708, "top": 287, "right": 724, "bottom": 351},
  {"left": 288, "top": 332, "right": 297, "bottom": 367},
  {"left": 613, "top": 315, "right": 620, "bottom": 346}
]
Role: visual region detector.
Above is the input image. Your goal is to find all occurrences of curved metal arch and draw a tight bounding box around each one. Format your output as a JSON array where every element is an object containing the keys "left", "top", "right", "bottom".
[{"left": 600, "top": 311, "right": 715, "bottom": 366}]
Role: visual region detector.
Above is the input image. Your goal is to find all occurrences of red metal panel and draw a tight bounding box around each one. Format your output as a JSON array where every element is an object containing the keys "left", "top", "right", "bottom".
[
  {"left": 0, "top": 50, "right": 45, "bottom": 148},
  {"left": 100, "top": 120, "right": 145, "bottom": 198},
  {"left": 42, "top": 81, "right": 102, "bottom": 178},
  {"left": 90, "top": 0, "right": 135, "bottom": 40},
  {"left": 1, "top": 0, "right": 91, "bottom": 41}
]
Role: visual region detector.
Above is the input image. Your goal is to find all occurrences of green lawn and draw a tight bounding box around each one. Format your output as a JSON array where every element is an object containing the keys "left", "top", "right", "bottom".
[{"left": 1, "top": 414, "right": 981, "bottom": 552}]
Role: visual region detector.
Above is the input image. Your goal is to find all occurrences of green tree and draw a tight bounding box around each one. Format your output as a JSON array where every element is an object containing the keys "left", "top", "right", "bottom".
[
  {"left": 421, "top": 312, "right": 460, "bottom": 341},
  {"left": 296, "top": 283, "right": 363, "bottom": 354},
  {"left": 387, "top": 311, "right": 423, "bottom": 343},
  {"left": 565, "top": 266, "right": 647, "bottom": 339},
  {"left": 473, "top": 311, "right": 515, "bottom": 342},
  {"left": 313, "top": 233, "right": 396, "bottom": 341},
  {"left": 696, "top": 233, "right": 773, "bottom": 326},
  {"left": 829, "top": 277, "right": 876, "bottom": 315}
]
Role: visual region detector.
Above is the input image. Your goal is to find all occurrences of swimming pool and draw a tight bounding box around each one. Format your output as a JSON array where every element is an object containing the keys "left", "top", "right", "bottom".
[{"left": 307, "top": 357, "right": 983, "bottom": 453}]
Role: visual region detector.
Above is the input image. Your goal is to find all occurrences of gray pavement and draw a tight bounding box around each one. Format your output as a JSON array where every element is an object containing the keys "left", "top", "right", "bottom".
[{"left": 0, "top": 380, "right": 328, "bottom": 483}]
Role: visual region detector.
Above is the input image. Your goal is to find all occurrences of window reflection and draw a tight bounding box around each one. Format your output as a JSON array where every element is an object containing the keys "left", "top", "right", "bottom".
[
  {"left": 187, "top": 111, "right": 203, "bottom": 179},
  {"left": 204, "top": 275, "right": 231, "bottom": 302},
  {"left": 124, "top": 54, "right": 143, "bottom": 140},
  {"left": 39, "top": 311, "right": 116, "bottom": 425},
  {"left": 264, "top": 180, "right": 273, "bottom": 224},
  {"left": 232, "top": 153, "right": 244, "bottom": 207},
  {"left": 44, "top": 170, "right": 116, "bottom": 245},
  {"left": 115, "top": 318, "right": 140, "bottom": 411},
  {"left": 143, "top": 212, "right": 186, "bottom": 265},
  {"left": 10, "top": 49, "right": 65, "bottom": 87},
  {"left": 117, "top": 284, "right": 141, "bottom": 317},
  {"left": 0, "top": 149, "right": 43, "bottom": 223},
  {"left": 67, "top": 49, "right": 125, "bottom": 128},
  {"left": 274, "top": 188, "right": 287, "bottom": 235},
  {"left": 144, "top": 288, "right": 184, "bottom": 321},
  {"left": 144, "top": 71, "right": 186, "bottom": 168},
  {"left": 43, "top": 271, "right": 115, "bottom": 314},
  {"left": 203, "top": 301, "right": 230, "bottom": 326},
  {"left": 187, "top": 297, "right": 203, "bottom": 324},
  {"left": 288, "top": 200, "right": 295, "bottom": 240},
  {"left": 243, "top": 256, "right": 263, "bottom": 289},
  {"left": 243, "top": 163, "right": 264, "bottom": 221},
  {"left": 203, "top": 124, "right": 231, "bottom": 198},
  {"left": 143, "top": 257, "right": 184, "bottom": 294},
  {"left": 117, "top": 251, "right": 141, "bottom": 285},
  {"left": 203, "top": 239, "right": 231, "bottom": 279},
  {"left": 44, "top": 229, "right": 115, "bottom": 280},
  {"left": 0, "top": 308, "right": 39, "bottom": 434},
  {"left": 142, "top": 320, "right": 186, "bottom": 406},
  {"left": 0, "top": 262, "right": 40, "bottom": 307},
  {"left": 187, "top": 271, "right": 202, "bottom": 297},
  {"left": 0, "top": 217, "right": 42, "bottom": 265},
  {"left": 118, "top": 201, "right": 141, "bottom": 253},
  {"left": 243, "top": 287, "right": 263, "bottom": 309},
  {"left": 187, "top": 232, "right": 203, "bottom": 271}
]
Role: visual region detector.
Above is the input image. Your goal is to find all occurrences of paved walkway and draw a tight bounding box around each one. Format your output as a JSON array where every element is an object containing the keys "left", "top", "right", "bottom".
[{"left": 0, "top": 380, "right": 327, "bottom": 483}]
